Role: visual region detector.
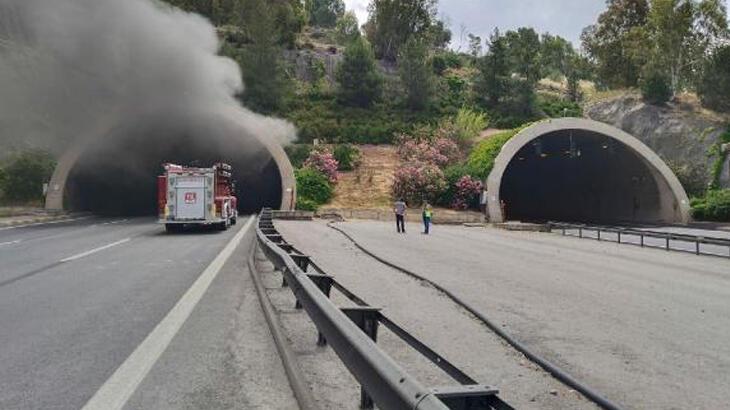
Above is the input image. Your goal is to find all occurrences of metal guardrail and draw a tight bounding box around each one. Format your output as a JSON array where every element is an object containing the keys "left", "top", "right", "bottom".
[
  {"left": 255, "top": 209, "right": 513, "bottom": 410},
  {"left": 548, "top": 222, "right": 730, "bottom": 258}
]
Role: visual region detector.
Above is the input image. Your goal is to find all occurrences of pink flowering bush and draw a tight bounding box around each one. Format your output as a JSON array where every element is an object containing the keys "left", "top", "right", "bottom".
[
  {"left": 451, "top": 175, "right": 483, "bottom": 210},
  {"left": 392, "top": 162, "right": 447, "bottom": 205},
  {"left": 303, "top": 147, "right": 339, "bottom": 183},
  {"left": 397, "top": 136, "right": 460, "bottom": 167}
]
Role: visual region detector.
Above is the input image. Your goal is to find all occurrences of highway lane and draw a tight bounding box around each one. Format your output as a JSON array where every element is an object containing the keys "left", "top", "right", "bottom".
[{"left": 0, "top": 217, "right": 296, "bottom": 410}]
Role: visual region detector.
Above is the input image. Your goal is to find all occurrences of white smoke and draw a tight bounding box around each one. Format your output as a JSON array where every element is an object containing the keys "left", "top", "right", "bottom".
[{"left": 0, "top": 0, "right": 295, "bottom": 157}]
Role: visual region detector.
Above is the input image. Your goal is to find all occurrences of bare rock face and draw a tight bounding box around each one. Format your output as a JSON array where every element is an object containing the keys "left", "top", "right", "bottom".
[{"left": 585, "top": 94, "right": 729, "bottom": 190}]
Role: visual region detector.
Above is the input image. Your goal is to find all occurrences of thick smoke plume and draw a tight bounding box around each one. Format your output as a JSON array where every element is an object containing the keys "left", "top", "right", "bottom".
[{"left": 0, "top": 0, "right": 296, "bottom": 158}]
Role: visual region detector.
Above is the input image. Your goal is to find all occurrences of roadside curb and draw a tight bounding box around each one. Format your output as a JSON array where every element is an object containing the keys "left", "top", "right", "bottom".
[
  {"left": 0, "top": 213, "right": 90, "bottom": 228},
  {"left": 246, "top": 237, "right": 319, "bottom": 410}
]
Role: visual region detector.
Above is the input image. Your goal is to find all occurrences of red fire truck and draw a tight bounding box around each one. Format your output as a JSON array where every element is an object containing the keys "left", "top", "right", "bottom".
[{"left": 158, "top": 163, "right": 238, "bottom": 232}]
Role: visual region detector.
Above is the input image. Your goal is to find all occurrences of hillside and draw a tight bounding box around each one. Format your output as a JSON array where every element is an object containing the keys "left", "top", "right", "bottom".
[
  {"left": 325, "top": 145, "right": 398, "bottom": 209},
  {"left": 585, "top": 92, "right": 730, "bottom": 193}
]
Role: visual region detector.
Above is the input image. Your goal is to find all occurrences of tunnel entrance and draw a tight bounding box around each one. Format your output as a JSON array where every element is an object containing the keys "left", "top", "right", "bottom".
[
  {"left": 500, "top": 130, "right": 664, "bottom": 223},
  {"left": 487, "top": 119, "right": 690, "bottom": 224},
  {"left": 64, "top": 117, "right": 283, "bottom": 216}
]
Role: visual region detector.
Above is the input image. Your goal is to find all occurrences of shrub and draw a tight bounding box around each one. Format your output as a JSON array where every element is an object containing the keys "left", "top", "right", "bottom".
[
  {"left": 0, "top": 167, "right": 7, "bottom": 198},
  {"left": 304, "top": 147, "right": 339, "bottom": 183},
  {"left": 432, "top": 51, "right": 463, "bottom": 75},
  {"left": 451, "top": 108, "right": 488, "bottom": 147},
  {"left": 451, "top": 175, "right": 483, "bottom": 210},
  {"left": 333, "top": 144, "right": 361, "bottom": 171},
  {"left": 641, "top": 70, "right": 672, "bottom": 105},
  {"left": 691, "top": 190, "right": 730, "bottom": 221},
  {"left": 436, "top": 163, "right": 470, "bottom": 207},
  {"left": 296, "top": 198, "right": 320, "bottom": 211},
  {"left": 391, "top": 162, "right": 447, "bottom": 206},
  {"left": 2, "top": 150, "right": 56, "bottom": 203},
  {"left": 667, "top": 160, "right": 709, "bottom": 198},
  {"left": 284, "top": 144, "right": 313, "bottom": 168},
  {"left": 397, "top": 137, "right": 460, "bottom": 167},
  {"left": 467, "top": 128, "right": 522, "bottom": 180},
  {"left": 538, "top": 95, "right": 583, "bottom": 118},
  {"left": 295, "top": 168, "right": 333, "bottom": 205}
]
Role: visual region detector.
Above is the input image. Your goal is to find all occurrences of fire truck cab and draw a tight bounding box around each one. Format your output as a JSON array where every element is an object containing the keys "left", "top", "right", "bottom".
[{"left": 158, "top": 163, "right": 238, "bottom": 232}]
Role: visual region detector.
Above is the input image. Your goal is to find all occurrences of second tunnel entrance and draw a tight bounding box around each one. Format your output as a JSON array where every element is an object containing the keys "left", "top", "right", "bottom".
[{"left": 487, "top": 119, "right": 690, "bottom": 224}]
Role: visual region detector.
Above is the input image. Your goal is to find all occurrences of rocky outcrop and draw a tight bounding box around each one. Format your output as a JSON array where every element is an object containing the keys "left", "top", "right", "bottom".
[{"left": 585, "top": 94, "right": 729, "bottom": 190}]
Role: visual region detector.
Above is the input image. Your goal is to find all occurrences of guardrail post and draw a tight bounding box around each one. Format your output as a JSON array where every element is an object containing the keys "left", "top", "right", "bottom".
[
  {"left": 617, "top": 231, "right": 621, "bottom": 244},
  {"left": 297, "top": 274, "right": 333, "bottom": 310},
  {"left": 640, "top": 234, "right": 644, "bottom": 247},
  {"left": 290, "top": 254, "right": 311, "bottom": 272},
  {"left": 696, "top": 239, "right": 701, "bottom": 255},
  {"left": 342, "top": 307, "right": 382, "bottom": 410},
  {"left": 597, "top": 229, "right": 601, "bottom": 241},
  {"left": 665, "top": 235, "right": 670, "bottom": 251},
  {"left": 578, "top": 227, "right": 582, "bottom": 238}
]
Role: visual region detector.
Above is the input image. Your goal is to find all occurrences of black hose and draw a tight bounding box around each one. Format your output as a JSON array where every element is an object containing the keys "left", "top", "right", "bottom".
[{"left": 327, "top": 222, "right": 624, "bottom": 410}]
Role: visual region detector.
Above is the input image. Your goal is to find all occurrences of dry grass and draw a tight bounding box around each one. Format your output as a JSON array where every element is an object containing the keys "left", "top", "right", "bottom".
[{"left": 326, "top": 145, "right": 400, "bottom": 209}]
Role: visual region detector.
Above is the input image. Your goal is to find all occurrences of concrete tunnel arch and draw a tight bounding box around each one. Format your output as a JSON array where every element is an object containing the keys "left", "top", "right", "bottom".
[
  {"left": 46, "top": 105, "right": 296, "bottom": 215},
  {"left": 486, "top": 118, "right": 691, "bottom": 224}
]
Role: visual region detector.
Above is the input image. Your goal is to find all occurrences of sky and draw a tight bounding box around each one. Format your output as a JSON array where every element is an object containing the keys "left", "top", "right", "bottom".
[{"left": 344, "top": 0, "right": 730, "bottom": 51}]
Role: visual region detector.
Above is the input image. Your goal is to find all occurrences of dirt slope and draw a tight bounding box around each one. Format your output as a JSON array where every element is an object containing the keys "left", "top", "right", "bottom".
[{"left": 326, "top": 145, "right": 399, "bottom": 209}]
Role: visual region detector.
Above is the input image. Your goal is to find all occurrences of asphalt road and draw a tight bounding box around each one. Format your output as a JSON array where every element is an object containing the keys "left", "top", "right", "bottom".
[
  {"left": 278, "top": 219, "right": 730, "bottom": 410},
  {"left": 0, "top": 217, "right": 296, "bottom": 410}
]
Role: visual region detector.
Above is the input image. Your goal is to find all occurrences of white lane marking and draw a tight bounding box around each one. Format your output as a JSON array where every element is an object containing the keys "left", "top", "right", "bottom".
[
  {"left": 103, "top": 219, "right": 129, "bottom": 225},
  {"left": 81, "top": 216, "right": 254, "bottom": 410},
  {"left": 0, "top": 240, "right": 21, "bottom": 246},
  {"left": 0, "top": 216, "right": 93, "bottom": 231},
  {"left": 60, "top": 238, "right": 131, "bottom": 263}
]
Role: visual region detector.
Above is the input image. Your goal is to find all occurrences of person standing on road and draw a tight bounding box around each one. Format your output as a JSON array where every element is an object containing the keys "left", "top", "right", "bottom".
[
  {"left": 422, "top": 203, "right": 433, "bottom": 234},
  {"left": 394, "top": 198, "right": 407, "bottom": 233}
]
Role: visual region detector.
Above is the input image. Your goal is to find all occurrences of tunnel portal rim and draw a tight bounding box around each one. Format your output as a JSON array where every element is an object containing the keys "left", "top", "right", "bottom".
[
  {"left": 45, "top": 106, "right": 296, "bottom": 213},
  {"left": 485, "top": 117, "right": 691, "bottom": 224}
]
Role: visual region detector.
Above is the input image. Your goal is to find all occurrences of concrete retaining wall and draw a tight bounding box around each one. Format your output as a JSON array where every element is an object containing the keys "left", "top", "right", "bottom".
[{"left": 319, "top": 208, "right": 484, "bottom": 225}]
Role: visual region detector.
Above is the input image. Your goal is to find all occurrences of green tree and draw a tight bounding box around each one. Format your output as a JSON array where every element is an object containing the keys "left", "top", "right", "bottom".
[
  {"left": 336, "top": 37, "right": 383, "bottom": 107},
  {"left": 504, "top": 27, "right": 543, "bottom": 85},
  {"left": 307, "top": 0, "right": 346, "bottom": 28},
  {"left": 474, "top": 29, "right": 511, "bottom": 108},
  {"left": 428, "top": 19, "right": 452, "bottom": 49},
  {"left": 237, "top": 0, "right": 290, "bottom": 112},
  {"left": 467, "top": 33, "right": 482, "bottom": 61},
  {"left": 3, "top": 150, "right": 56, "bottom": 203},
  {"left": 540, "top": 33, "right": 575, "bottom": 79},
  {"left": 365, "top": 0, "right": 437, "bottom": 61},
  {"left": 646, "top": 0, "right": 728, "bottom": 94},
  {"left": 398, "top": 38, "right": 434, "bottom": 110},
  {"left": 581, "top": 0, "right": 650, "bottom": 88},
  {"left": 335, "top": 11, "right": 361, "bottom": 45},
  {"left": 697, "top": 44, "right": 730, "bottom": 112}
]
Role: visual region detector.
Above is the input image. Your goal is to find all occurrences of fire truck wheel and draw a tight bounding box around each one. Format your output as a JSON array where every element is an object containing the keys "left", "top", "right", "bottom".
[
  {"left": 230, "top": 214, "right": 237, "bottom": 225},
  {"left": 165, "top": 224, "right": 181, "bottom": 233}
]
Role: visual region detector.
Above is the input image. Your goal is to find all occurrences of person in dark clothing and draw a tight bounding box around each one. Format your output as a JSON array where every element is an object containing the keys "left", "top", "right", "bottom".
[{"left": 394, "top": 198, "right": 406, "bottom": 233}]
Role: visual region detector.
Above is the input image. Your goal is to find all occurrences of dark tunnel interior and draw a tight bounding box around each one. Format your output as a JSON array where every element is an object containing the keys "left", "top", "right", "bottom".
[
  {"left": 500, "top": 129, "right": 670, "bottom": 224},
  {"left": 65, "top": 121, "right": 283, "bottom": 216}
]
